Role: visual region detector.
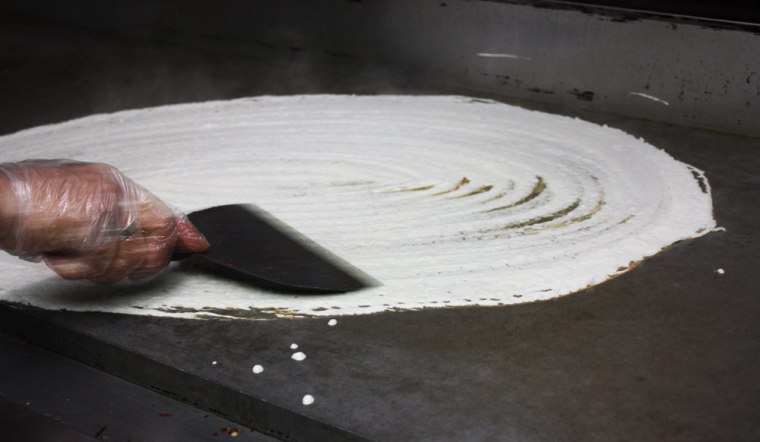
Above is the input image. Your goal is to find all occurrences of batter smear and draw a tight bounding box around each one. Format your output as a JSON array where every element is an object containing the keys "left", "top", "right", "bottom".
[{"left": 0, "top": 96, "right": 715, "bottom": 319}]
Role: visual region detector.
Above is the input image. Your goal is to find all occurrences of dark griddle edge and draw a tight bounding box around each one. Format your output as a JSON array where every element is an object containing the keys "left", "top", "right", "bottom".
[{"left": 0, "top": 303, "right": 369, "bottom": 442}]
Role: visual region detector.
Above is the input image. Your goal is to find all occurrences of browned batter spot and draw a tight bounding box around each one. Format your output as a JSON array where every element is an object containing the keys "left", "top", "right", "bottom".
[
  {"left": 486, "top": 176, "right": 545, "bottom": 212},
  {"left": 384, "top": 184, "right": 435, "bottom": 193},
  {"left": 618, "top": 215, "right": 634, "bottom": 224},
  {"left": 155, "top": 305, "right": 308, "bottom": 320},
  {"left": 432, "top": 177, "right": 470, "bottom": 196},
  {"left": 549, "top": 196, "right": 605, "bottom": 229},
  {"left": 451, "top": 185, "right": 493, "bottom": 199},
  {"left": 481, "top": 192, "right": 506, "bottom": 203},
  {"left": 495, "top": 199, "right": 581, "bottom": 230}
]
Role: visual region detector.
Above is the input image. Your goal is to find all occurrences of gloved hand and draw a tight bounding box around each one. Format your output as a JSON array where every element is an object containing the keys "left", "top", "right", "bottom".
[{"left": 0, "top": 160, "right": 209, "bottom": 284}]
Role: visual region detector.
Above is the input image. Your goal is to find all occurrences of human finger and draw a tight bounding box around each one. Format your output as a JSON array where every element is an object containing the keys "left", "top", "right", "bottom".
[
  {"left": 44, "top": 237, "right": 121, "bottom": 281},
  {"left": 174, "top": 215, "right": 210, "bottom": 254},
  {"left": 44, "top": 253, "right": 96, "bottom": 280},
  {"left": 127, "top": 232, "right": 175, "bottom": 281},
  {"left": 90, "top": 235, "right": 147, "bottom": 284},
  {"left": 128, "top": 206, "right": 177, "bottom": 281}
]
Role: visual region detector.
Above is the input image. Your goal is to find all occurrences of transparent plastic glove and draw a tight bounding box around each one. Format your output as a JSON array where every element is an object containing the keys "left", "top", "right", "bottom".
[{"left": 0, "top": 160, "right": 209, "bottom": 284}]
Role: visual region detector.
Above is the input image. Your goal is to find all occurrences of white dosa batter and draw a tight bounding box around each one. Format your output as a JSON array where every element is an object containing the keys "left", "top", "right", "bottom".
[{"left": 0, "top": 95, "right": 715, "bottom": 319}]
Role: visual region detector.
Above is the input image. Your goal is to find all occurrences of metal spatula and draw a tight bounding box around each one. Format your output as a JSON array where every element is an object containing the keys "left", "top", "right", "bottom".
[{"left": 176, "top": 204, "right": 372, "bottom": 293}]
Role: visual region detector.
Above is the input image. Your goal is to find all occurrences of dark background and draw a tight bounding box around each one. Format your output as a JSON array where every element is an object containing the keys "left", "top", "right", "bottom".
[{"left": 541, "top": 0, "right": 760, "bottom": 24}]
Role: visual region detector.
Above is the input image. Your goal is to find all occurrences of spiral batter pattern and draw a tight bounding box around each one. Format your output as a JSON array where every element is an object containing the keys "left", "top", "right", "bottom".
[{"left": 0, "top": 96, "right": 715, "bottom": 318}]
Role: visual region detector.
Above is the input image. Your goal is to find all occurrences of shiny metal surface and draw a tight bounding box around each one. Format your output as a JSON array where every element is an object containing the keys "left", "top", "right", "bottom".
[
  {"left": 0, "top": 6, "right": 758, "bottom": 441},
  {"left": 1, "top": 0, "right": 759, "bottom": 137}
]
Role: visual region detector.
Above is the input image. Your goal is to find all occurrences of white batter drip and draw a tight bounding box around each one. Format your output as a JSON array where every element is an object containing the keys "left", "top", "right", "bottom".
[{"left": 0, "top": 95, "right": 715, "bottom": 319}]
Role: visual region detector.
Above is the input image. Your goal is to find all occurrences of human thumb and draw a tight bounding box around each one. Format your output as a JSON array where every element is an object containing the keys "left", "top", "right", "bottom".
[{"left": 174, "top": 216, "right": 210, "bottom": 254}]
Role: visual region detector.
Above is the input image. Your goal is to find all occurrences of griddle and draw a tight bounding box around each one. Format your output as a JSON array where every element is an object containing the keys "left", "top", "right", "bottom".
[{"left": 0, "top": 3, "right": 758, "bottom": 441}]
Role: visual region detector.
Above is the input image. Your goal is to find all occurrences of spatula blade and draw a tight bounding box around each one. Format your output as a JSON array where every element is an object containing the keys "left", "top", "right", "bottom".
[{"left": 184, "top": 204, "right": 371, "bottom": 293}]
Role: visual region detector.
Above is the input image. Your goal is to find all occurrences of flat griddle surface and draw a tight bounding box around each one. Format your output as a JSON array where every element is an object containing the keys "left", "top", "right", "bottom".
[{"left": 1, "top": 14, "right": 758, "bottom": 441}]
